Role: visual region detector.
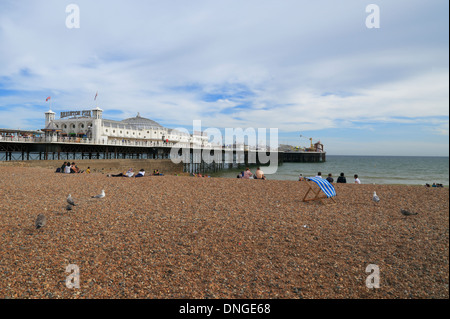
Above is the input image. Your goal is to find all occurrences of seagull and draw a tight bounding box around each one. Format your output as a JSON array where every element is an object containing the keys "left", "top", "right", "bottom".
[
  {"left": 372, "top": 191, "right": 380, "bottom": 203},
  {"left": 67, "top": 194, "right": 76, "bottom": 206},
  {"left": 401, "top": 209, "right": 418, "bottom": 216},
  {"left": 35, "top": 214, "right": 47, "bottom": 229},
  {"left": 91, "top": 189, "right": 105, "bottom": 198}
]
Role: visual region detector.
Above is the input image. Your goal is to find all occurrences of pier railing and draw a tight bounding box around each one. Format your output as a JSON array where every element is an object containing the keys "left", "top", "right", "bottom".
[
  {"left": 0, "top": 135, "right": 281, "bottom": 152},
  {"left": 0, "top": 135, "right": 204, "bottom": 149}
]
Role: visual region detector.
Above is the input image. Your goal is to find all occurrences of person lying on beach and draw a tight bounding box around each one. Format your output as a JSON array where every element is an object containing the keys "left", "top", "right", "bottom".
[
  {"left": 152, "top": 170, "right": 164, "bottom": 176},
  {"left": 111, "top": 168, "right": 134, "bottom": 177},
  {"left": 135, "top": 169, "right": 145, "bottom": 178}
]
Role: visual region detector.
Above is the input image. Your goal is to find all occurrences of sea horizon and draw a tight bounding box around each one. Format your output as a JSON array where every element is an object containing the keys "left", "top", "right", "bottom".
[{"left": 211, "top": 154, "right": 450, "bottom": 186}]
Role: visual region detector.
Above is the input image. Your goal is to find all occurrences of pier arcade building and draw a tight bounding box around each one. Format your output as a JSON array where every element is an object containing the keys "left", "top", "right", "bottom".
[{"left": 44, "top": 107, "right": 210, "bottom": 148}]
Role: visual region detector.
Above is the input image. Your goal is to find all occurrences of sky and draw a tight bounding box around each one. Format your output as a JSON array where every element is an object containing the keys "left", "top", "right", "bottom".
[{"left": 0, "top": 0, "right": 448, "bottom": 156}]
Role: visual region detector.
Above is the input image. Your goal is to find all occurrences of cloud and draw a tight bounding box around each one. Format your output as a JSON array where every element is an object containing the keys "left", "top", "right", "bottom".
[{"left": 0, "top": 0, "right": 448, "bottom": 155}]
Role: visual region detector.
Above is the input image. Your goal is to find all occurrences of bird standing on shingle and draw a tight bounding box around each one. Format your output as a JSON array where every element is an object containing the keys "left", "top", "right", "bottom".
[
  {"left": 91, "top": 189, "right": 105, "bottom": 199},
  {"left": 67, "top": 194, "right": 76, "bottom": 206},
  {"left": 372, "top": 191, "right": 380, "bottom": 203},
  {"left": 35, "top": 214, "right": 47, "bottom": 229}
]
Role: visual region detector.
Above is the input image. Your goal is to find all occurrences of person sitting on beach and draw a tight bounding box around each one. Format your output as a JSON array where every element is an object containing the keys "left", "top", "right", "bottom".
[
  {"left": 86, "top": 167, "right": 91, "bottom": 174},
  {"left": 354, "top": 174, "right": 361, "bottom": 184},
  {"left": 60, "top": 162, "right": 67, "bottom": 173},
  {"left": 326, "top": 173, "right": 333, "bottom": 183},
  {"left": 135, "top": 169, "right": 145, "bottom": 178},
  {"left": 153, "top": 169, "right": 163, "bottom": 176},
  {"left": 315, "top": 172, "right": 322, "bottom": 178},
  {"left": 69, "top": 162, "right": 79, "bottom": 173},
  {"left": 336, "top": 173, "right": 346, "bottom": 183},
  {"left": 242, "top": 168, "right": 253, "bottom": 179},
  {"left": 255, "top": 167, "right": 266, "bottom": 180},
  {"left": 64, "top": 163, "right": 71, "bottom": 174},
  {"left": 298, "top": 174, "right": 304, "bottom": 181}
]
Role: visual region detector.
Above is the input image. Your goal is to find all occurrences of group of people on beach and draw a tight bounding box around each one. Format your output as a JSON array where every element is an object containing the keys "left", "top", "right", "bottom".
[
  {"left": 56, "top": 162, "right": 165, "bottom": 178},
  {"left": 56, "top": 162, "right": 88, "bottom": 174},
  {"left": 299, "top": 172, "right": 361, "bottom": 184},
  {"left": 236, "top": 167, "right": 266, "bottom": 180},
  {"left": 193, "top": 172, "right": 211, "bottom": 178},
  {"left": 425, "top": 183, "right": 444, "bottom": 188}
]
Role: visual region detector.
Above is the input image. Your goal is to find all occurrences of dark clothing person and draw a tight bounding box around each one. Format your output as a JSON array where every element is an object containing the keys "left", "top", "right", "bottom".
[{"left": 337, "top": 173, "right": 347, "bottom": 183}]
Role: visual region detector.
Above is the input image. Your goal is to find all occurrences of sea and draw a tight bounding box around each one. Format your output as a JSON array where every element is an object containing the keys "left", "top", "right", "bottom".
[{"left": 210, "top": 155, "right": 449, "bottom": 186}]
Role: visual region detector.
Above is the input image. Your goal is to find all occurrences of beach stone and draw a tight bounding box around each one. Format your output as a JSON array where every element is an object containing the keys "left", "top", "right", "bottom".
[{"left": 0, "top": 166, "right": 448, "bottom": 299}]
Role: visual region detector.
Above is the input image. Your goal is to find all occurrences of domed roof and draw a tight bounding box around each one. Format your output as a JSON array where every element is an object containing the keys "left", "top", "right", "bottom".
[{"left": 121, "top": 113, "right": 163, "bottom": 129}]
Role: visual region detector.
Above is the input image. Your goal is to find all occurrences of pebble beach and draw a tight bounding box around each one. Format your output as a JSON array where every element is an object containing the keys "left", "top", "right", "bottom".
[{"left": 0, "top": 166, "right": 448, "bottom": 299}]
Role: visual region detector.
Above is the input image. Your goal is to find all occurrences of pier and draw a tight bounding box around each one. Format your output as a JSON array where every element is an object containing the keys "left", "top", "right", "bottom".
[
  {"left": 0, "top": 108, "right": 326, "bottom": 173},
  {"left": 0, "top": 137, "right": 285, "bottom": 173},
  {"left": 0, "top": 133, "right": 325, "bottom": 173},
  {"left": 281, "top": 151, "right": 326, "bottom": 163}
]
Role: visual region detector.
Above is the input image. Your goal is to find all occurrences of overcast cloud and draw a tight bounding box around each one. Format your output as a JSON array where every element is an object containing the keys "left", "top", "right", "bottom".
[{"left": 0, "top": 0, "right": 448, "bottom": 155}]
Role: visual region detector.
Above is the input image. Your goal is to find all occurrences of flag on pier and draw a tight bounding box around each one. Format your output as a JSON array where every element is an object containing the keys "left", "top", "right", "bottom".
[
  {"left": 94, "top": 91, "right": 98, "bottom": 100},
  {"left": 46, "top": 96, "right": 51, "bottom": 102}
]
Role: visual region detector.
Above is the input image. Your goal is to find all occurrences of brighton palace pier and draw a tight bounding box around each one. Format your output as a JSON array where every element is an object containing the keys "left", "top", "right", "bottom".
[{"left": 0, "top": 107, "right": 325, "bottom": 172}]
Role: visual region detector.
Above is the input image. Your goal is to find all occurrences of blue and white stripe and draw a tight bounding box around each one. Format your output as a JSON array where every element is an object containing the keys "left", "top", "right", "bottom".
[{"left": 306, "top": 177, "right": 337, "bottom": 198}]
